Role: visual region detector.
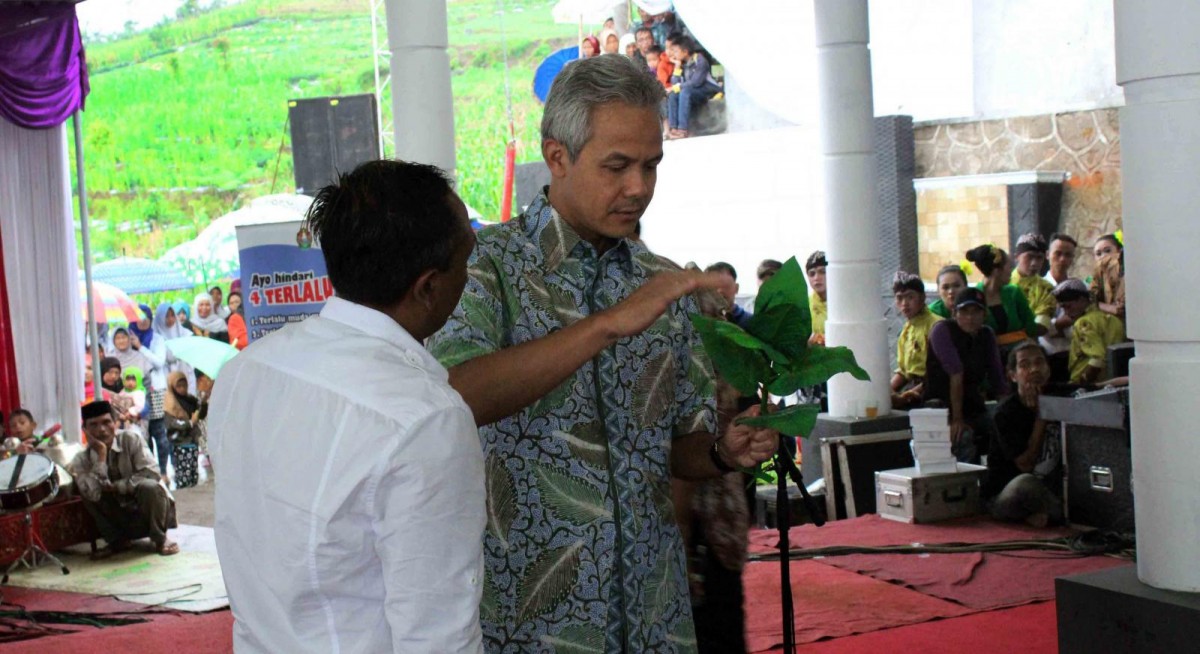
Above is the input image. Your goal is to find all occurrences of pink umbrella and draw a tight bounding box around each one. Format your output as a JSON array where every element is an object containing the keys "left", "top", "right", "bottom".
[{"left": 78, "top": 280, "right": 140, "bottom": 324}]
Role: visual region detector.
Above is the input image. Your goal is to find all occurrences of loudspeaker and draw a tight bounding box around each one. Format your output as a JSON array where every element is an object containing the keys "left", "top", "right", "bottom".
[{"left": 288, "top": 94, "right": 380, "bottom": 195}]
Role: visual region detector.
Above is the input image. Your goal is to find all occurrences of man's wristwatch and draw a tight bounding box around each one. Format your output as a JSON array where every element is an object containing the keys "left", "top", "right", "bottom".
[{"left": 710, "top": 438, "right": 736, "bottom": 473}]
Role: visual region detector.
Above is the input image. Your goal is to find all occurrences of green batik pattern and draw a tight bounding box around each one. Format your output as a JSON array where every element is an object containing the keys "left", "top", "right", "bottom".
[{"left": 429, "top": 191, "right": 716, "bottom": 653}]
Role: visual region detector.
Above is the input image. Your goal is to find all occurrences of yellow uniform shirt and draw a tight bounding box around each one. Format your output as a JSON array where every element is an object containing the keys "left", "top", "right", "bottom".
[
  {"left": 810, "top": 292, "right": 827, "bottom": 337},
  {"left": 1011, "top": 270, "right": 1056, "bottom": 330},
  {"left": 896, "top": 308, "right": 943, "bottom": 380},
  {"left": 1069, "top": 306, "right": 1126, "bottom": 383}
]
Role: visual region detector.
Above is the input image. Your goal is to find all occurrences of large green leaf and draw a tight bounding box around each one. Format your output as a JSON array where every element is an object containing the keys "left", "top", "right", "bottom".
[
  {"left": 767, "top": 346, "right": 871, "bottom": 396},
  {"left": 738, "top": 403, "right": 822, "bottom": 437},
  {"left": 689, "top": 314, "right": 770, "bottom": 396},
  {"left": 746, "top": 303, "right": 810, "bottom": 360},
  {"left": 517, "top": 541, "right": 584, "bottom": 624},
  {"left": 754, "top": 256, "right": 809, "bottom": 317},
  {"left": 533, "top": 462, "right": 611, "bottom": 526},
  {"left": 711, "top": 318, "right": 791, "bottom": 365}
]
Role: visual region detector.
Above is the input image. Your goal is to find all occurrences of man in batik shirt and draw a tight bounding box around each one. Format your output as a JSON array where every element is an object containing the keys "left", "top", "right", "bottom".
[{"left": 430, "top": 55, "right": 779, "bottom": 653}]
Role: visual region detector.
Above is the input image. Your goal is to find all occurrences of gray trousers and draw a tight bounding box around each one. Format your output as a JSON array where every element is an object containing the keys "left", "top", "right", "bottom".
[
  {"left": 82, "top": 479, "right": 176, "bottom": 547},
  {"left": 990, "top": 473, "right": 1064, "bottom": 524}
]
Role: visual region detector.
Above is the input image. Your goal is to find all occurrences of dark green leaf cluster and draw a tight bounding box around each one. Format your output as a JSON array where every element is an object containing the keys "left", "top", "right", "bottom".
[{"left": 689, "top": 257, "right": 870, "bottom": 437}]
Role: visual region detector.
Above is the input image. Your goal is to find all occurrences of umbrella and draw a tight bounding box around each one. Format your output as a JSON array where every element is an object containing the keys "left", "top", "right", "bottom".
[
  {"left": 92, "top": 256, "right": 194, "bottom": 294},
  {"left": 165, "top": 336, "right": 239, "bottom": 379},
  {"left": 160, "top": 194, "right": 314, "bottom": 286},
  {"left": 533, "top": 46, "right": 580, "bottom": 103},
  {"left": 79, "top": 280, "right": 140, "bottom": 324}
]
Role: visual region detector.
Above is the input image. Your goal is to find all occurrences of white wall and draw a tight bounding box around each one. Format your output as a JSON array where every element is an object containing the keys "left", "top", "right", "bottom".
[{"left": 640, "top": 126, "right": 826, "bottom": 291}]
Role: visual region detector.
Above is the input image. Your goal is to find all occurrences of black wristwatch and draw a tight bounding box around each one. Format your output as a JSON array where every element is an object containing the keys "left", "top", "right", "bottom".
[{"left": 710, "top": 439, "right": 736, "bottom": 473}]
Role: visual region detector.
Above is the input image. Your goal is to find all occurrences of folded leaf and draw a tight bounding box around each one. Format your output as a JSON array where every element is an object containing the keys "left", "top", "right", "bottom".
[
  {"left": 754, "top": 257, "right": 809, "bottom": 317},
  {"left": 689, "top": 314, "right": 770, "bottom": 396},
  {"left": 746, "top": 303, "right": 810, "bottom": 360},
  {"left": 710, "top": 318, "right": 791, "bottom": 366},
  {"left": 767, "top": 346, "right": 871, "bottom": 396},
  {"left": 737, "top": 403, "right": 822, "bottom": 437}
]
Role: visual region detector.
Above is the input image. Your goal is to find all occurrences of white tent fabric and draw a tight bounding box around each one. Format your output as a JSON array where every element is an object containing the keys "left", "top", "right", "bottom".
[
  {"left": 0, "top": 119, "right": 84, "bottom": 441},
  {"left": 552, "top": 0, "right": 625, "bottom": 25},
  {"left": 674, "top": 0, "right": 818, "bottom": 126}
]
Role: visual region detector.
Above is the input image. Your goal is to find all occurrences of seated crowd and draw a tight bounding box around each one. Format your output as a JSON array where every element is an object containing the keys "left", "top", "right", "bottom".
[
  {"left": 577, "top": 10, "right": 723, "bottom": 140},
  {"left": 704, "top": 229, "right": 1127, "bottom": 528}
]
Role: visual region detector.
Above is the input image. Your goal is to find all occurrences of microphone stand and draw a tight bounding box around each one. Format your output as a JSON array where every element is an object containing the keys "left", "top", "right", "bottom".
[{"left": 771, "top": 431, "right": 825, "bottom": 654}]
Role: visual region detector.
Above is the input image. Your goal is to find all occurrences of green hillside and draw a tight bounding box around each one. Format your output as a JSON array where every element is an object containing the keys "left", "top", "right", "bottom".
[{"left": 74, "top": 0, "right": 572, "bottom": 262}]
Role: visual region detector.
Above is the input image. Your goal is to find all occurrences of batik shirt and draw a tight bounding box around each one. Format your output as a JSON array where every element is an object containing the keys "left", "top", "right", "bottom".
[{"left": 429, "top": 191, "right": 717, "bottom": 653}]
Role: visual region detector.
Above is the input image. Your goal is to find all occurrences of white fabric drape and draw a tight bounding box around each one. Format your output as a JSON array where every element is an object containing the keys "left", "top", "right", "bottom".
[{"left": 0, "top": 117, "right": 84, "bottom": 441}]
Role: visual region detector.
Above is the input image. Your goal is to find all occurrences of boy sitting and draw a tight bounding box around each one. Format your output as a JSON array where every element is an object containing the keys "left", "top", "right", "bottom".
[
  {"left": 890, "top": 272, "right": 941, "bottom": 408},
  {"left": 984, "top": 341, "right": 1065, "bottom": 527},
  {"left": 1052, "top": 279, "right": 1126, "bottom": 384}
]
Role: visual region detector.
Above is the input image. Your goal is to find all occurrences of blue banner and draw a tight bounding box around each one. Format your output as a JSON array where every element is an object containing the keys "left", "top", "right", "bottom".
[{"left": 236, "top": 222, "right": 331, "bottom": 344}]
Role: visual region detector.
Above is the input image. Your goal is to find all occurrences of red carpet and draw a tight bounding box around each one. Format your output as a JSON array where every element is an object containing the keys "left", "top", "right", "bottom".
[
  {"left": 783, "top": 600, "right": 1059, "bottom": 654},
  {"left": 750, "top": 514, "right": 1131, "bottom": 609},
  {"left": 743, "top": 559, "right": 972, "bottom": 651},
  {"left": 0, "top": 586, "right": 231, "bottom": 653}
]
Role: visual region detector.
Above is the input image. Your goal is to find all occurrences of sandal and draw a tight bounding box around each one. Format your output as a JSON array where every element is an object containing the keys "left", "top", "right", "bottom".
[
  {"left": 90, "top": 540, "right": 131, "bottom": 561},
  {"left": 157, "top": 540, "right": 180, "bottom": 556}
]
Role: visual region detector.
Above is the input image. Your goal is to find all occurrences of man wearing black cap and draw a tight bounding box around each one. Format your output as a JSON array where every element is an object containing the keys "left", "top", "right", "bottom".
[
  {"left": 923, "top": 287, "right": 1009, "bottom": 462},
  {"left": 69, "top": 401, "right": 178, "bottom": 557},
  {"left": 1052, "top": 279, "right": 1126, "bottom": 384},
  {"left": 806, "top": 250, "right": 828, "bottom": 345}
]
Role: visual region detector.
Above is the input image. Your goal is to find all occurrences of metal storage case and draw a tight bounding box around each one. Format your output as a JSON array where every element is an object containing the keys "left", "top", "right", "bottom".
[{"left": 875, "top": 464, "right": 987, "bottom": 524}]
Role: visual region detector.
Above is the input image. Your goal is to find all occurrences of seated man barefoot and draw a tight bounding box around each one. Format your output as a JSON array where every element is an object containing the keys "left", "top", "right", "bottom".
[
  {"left": 983, "top": 342, "right": 1065, "bottom": 527},
  {"left": 70, "top": 401, "right": 178, "bottom": 557}
]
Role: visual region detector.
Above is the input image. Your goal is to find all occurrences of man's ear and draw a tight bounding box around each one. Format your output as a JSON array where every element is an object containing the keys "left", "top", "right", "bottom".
[
  {"left": 409, "top": 268, "right": 441, "bottom": 309},
  {"left": 543, "top": 139, "right": 570, "bottom": 178}
]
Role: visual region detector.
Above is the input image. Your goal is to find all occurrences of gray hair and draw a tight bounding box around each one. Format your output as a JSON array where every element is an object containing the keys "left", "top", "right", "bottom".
[{"left": 541, "top": 54, "right": 666, "bottom": 161}]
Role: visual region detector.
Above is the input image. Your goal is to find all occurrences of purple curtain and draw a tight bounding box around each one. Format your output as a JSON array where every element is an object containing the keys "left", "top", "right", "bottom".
[{"left": 0, "top": 5, "right": 89, "bottom": 129}]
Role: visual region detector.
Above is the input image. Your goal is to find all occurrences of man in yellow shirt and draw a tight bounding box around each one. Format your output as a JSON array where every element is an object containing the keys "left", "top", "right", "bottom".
[
  {"left": 1011, "top": 233, "right": 1057, "bottom": 333},
  {"left": 891, "top": 272, "right": 942, "bottom": 408},
  {"left": 806, "top": 250, "right": 827, "bottom": 345},
  {"left": 1052, "top": 279, "right": 1126, "bottom": 384}
]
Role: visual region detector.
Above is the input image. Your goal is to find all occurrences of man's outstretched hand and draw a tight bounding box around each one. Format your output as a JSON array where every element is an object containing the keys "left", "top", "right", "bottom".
[
  {"left": 597, "top": 270, "right": 726, "bottom": 341},
  {"left": 719, "top": 404, "right": 780, "bottom": 469}
]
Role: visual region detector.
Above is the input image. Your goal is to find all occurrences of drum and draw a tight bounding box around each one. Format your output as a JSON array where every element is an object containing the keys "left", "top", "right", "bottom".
[{"left": 0, "top": 453, "right": 60, "bottom": 511}]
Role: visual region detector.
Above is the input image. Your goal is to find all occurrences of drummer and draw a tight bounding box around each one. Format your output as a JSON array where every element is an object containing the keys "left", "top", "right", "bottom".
[{"left": 69, "top": 401, "right": 179, "bottom": 558}]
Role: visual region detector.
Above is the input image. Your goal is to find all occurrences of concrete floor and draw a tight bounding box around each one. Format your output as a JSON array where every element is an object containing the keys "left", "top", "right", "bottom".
[{"left": 174, "top": 469, "right": 216, "bottom": 528}]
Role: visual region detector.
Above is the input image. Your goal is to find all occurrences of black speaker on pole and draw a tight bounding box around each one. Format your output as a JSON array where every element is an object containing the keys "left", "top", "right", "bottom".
[{"left": 288, "top": 94, "right": 380, "bottom": 196}]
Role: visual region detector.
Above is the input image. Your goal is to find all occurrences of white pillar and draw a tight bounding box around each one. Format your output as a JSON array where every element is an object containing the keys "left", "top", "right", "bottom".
[
  {"left": 1115, "top": 0, "right": 1200, "bottom": 593},
  {"left": 384, "top": 0, "right": 456, "bottom": 177},
  {"left": 813, "top": 0, "right": 890, "bottom": 418}
]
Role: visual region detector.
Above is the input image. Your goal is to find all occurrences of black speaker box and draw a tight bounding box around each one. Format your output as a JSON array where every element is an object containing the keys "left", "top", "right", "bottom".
[{"left": 288, "top": 94, "right": 380, "bottom": 195}]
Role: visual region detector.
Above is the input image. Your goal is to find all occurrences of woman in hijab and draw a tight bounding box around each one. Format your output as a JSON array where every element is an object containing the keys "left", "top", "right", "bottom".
[
  {"left": 107, "top": 327, "right": 152, "bottom": 383},
  {"left": 184, "top": 293, "right": 229, "bottom": 343},
  {"left": 99, "top": 357, "right": 124, "bottom": 397},
  {"left": 599, "top": 27, "right": 620, "bottom": 55},
  {"left": 172, "top": 299, "right": 191, "bottom": 323},
  {"left": 164, "top": 370, "right": 208, "bottom": 488}
]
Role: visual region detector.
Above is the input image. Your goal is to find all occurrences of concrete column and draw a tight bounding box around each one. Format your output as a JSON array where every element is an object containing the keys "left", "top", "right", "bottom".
[
  {"left": 813, "top": 0, "right": 891, "bottom": 418},
  {"left": 1115, "top": 0, "right": 1200, "bottom": 593},
  {"left": 384, "top": 0, "right": 456, "bottom": 177}
]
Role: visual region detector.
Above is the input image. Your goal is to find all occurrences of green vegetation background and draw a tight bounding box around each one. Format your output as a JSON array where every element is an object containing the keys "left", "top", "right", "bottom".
[{"left": 73, "top": 0, "right": 572, "bottom": 264}]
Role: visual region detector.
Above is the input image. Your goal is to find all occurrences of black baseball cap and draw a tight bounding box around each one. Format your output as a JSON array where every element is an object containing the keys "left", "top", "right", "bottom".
[{"left": 954, "top": 287, "right": 986, "bottom": 310}]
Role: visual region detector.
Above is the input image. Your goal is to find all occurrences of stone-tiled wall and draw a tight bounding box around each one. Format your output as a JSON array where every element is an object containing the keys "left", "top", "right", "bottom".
[
  {"left": 914, "top": 109, "right": 1122, "bottom": 277},
  {"left": 916, "top": 185, "right": 1009, "bottom": 282}
]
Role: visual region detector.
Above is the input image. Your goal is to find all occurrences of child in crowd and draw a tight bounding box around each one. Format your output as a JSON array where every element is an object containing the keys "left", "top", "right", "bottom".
[
  {"left": 929, "top": 264, "right": 968, "bottom": 319},
  {"left": 984, "top": 341, "right": 1065, "bottom": 527},
  {"left": 121, "top": 366, "right": 148, "bottom": 429},
  {"left": 1052, "top": 279, "right": 1126, "bottom": 385},
  {"left": 806, "top": 251, "right": 828, "bottom": 345},
  {"left": 923, "top": 287, "right": 1009, "bottom": 463},
  {"left": 1090, "top": 233, "right": 1125, "bottom": 321},
  {"left": 644, "top": 44, "right": 663, "bottom": 76},
  {"left": 891, "top": 272, "right": 942, "bottom": 409},
  {"left": 3, "top": 408, "right": 39, "bottom": 455},
  {"left": 1011, "top": 233, "right": 1057, "bottom": 333}
]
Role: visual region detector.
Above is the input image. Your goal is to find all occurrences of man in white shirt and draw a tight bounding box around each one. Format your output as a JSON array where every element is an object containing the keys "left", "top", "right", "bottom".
[
  {"left": 1042, "top": 232, "right": 1079, "bottom": 381},
  {"left": 209, "top": 160, "right": 484, "bottom": 653}
]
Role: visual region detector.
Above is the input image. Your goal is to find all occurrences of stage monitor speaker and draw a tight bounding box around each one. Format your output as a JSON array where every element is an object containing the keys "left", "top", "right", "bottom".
[{"left": 288, "top": 94, "right": 380, "bottom": 196}]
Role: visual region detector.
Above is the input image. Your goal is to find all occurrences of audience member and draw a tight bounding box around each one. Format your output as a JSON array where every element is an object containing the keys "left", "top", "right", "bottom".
[
  {"left": 1011, "top": 233, "right": 1056, "bottom": 333},
  {"left": 581, "top": 35, "right": 599, "bottom": 58},
  {"left": 644, "top": 44, "right": 663, "bottom": 76},
  {"left": 119, "top": 367, "right": 147, "bottom": 428},
  {"left": 666, "top": 36, "right": 721, "bottom": 139},
  {"left": 806, "top": 251, "right": 827, "bottom": 345},
  {"left": 929, "top": 264, "right": 968, "bottom": 319},
  {"left": 984, "top": 341, "right": 1064, "bottom": 527},
  {"left": 185, "top": 293, "right": 229, "bottom": 343},
  {"left": 1046, "top": 233, "right": 1077, "bottom": 285},
  {"left": 965, "top": 244, "right": 1042, "bottom": 362},
  {"left": 923, "top": 287, "right": 1008, "bottom": 463},
  {"left": 891, "top": 272, "right": 941, "bottom": 409},
  {"left": 1090, "top": 233, "right": 1125, "bottom": 320},
  {"left": 599, "top": 27, "right": 620, "bottom": 55},
  {"left": 107, "top": 327, "right": 152, "bottom": 387},
  {"left": 757, "top": 259, "right": 783, "bottom": 286},
  {"left": 227, "top": 291, "right": 248, "bottom": 350},
  {"left": 5, "top": 408, "right": 39, "bottom": 454},
  {"left": 70, "top": 401, "right": 178, "bottom": 558},
  {"left": 705, "top": 262, "right": 752, "bottom": 328},
  {"left": 632, "top": 26, "right": 655, "bottom": 67},
  {"left": 1053, "top": 279, "right": 1126, "bottom": 385},
  {"left": 657, "top": 32, "right": 685, "bottom": 90},
  {"left": 210, "top": 285, "right": 230, "bottom": 319},
  {"left": 620, "top": 32, "right": 637, "bottom": 58}
]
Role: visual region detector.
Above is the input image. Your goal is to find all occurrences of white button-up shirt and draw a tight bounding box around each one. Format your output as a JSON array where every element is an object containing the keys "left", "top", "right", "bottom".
[{"left": 209, "top": 297, "right": 485, "bottom": 654}]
